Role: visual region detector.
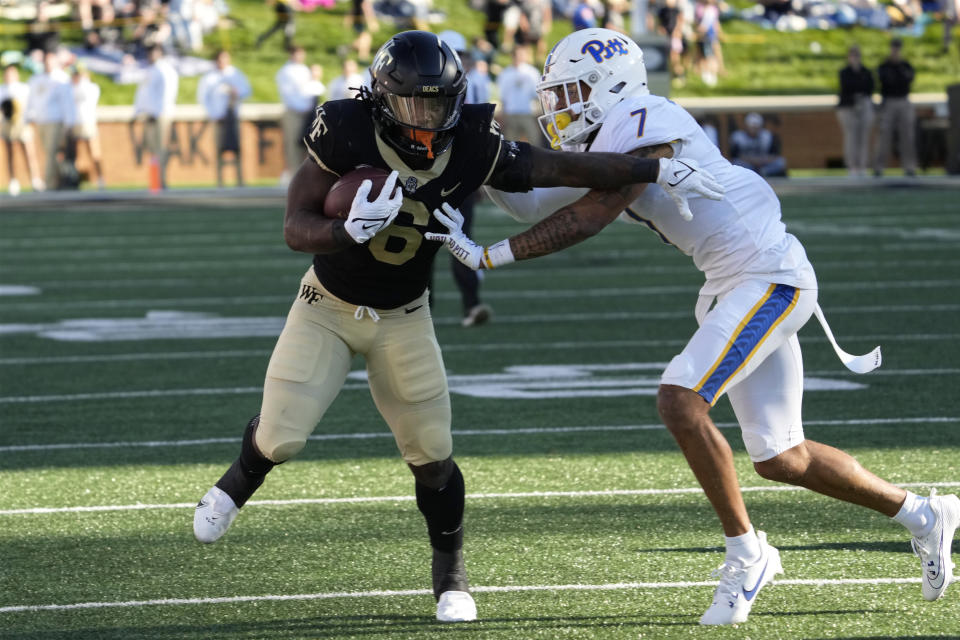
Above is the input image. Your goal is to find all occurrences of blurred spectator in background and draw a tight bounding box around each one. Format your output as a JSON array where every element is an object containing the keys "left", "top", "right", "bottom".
[
  {"left": 168, "top": 0, "right": 203, "bottom": 53},
  {"left": 133, "top": 44, "right": 178, "bottom": 190},
  {"left": 522, "top": 0, "right": 553, "bottom": 59},
  {"left": 695, "top": 0, "right": 723, "bottom": 87},
  {"left": 570, "top": 0, "right": 602, "bottom": 29},
  {"left": 349, "top": 0, "right": 379, "bottom": 61},
  {"left": 836, "top": 44, "right": 874, "bottom": 178},
  {"left": 945, "top": 0, "right": 959, "bottom": 53},
  {"left": 127, "top": 0, "right": 173, "bottom": 58},
  {"left": 465, "top": 58, "right": 492, "bottom": 104},
  {"left": 27, "top": 50, "right": 73, "bottom": 190},
  {"left": 69, "top": 63, "right": 105, "bottom": 189},
  {"left": 275, "top": 45, "right": 325, "bottom": 185},
  {"left": 495, "top": 46, "right": 541, "bottom": 144},
  {"left": 326, "top": 59, "right": 366, "bottom": 101},
  {"left": 603, "top": 0, "right": 629, "bottom": 32},
  {"left": 659, "top": 0, "right": 691, "bottom": 86},
  {"left": 502, "top": 0, "right": 551, "bottom": 54},
  {"left": 25, "top": 2, "right": 61, "bottom": 54},
  {"left": 873, "top": 38, "right": 916, "bottom": 177},
  {"left": 483, "top": 0, "right": 510, "bottom": 50},
  {"left": 501, "top": 0, "right": 523, "bottom": 51},
  {"left": 78, "top": 0, "right": 116, "bottom": 50},
  {"left": 256, "top": 0, "right": 297, "bottom": 50},
  {"left": 470, "top": 35, "right": 497, "bottom": 68},
  {"left": 1, "top": 65, "right": 42, "bottom": 195},
  {"left": 730, "top": 112, "right": 787, "bottom": 177},
  {"left": 198, "top": 50, "right": 251, "bottom": 187}
]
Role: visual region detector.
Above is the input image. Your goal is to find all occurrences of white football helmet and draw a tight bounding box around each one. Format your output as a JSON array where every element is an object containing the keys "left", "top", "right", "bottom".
[{"left": 537, "top": 28, "right": 649, "bottom": 149}]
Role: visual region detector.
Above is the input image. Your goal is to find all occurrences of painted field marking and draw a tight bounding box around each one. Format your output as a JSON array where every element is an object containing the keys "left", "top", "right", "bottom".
[
  {"left": 1, "top": 304, "right": 958, "bottom": 343},
  {"left": 0, "top": 577, "right": 929, "bottom": 615},
  {"left": 1, "top": 417, "right": 957, "bottom": 453},
  {"left": 3, "top": 279, "right": 959, "bottom": 313},
  {"left": 3, "top": 482, "right": 960, "bottom": 517}
]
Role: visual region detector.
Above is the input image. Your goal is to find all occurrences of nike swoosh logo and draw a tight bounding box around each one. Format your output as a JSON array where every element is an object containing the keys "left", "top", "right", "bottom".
[
  {"left": 927, "top": 530, "right": 945, "bottom": 587},
  {"left": 741, "top": 557, "right": 769, "bottom": 601},
  {"left": 362, "top": 222, "right": 381, "bottom": 231},
  {"left": 441, "top": 525, "right": 463, "bottom": 536},
  {"left": 405, "top": 305, "right": 423, "bottom": 314},
  {"left": 440, "top": 183, "right": 461, "bottom": 197},
  {"left": 667, "top": 169, "right": 693, "bottom": 187}
]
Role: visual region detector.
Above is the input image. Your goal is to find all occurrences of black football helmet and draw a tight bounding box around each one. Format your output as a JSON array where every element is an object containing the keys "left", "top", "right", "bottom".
[{"left": 366, "top": 30, "right": 466, "bottom": 161}]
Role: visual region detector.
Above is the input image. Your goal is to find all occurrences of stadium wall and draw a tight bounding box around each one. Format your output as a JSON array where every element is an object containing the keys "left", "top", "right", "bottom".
[{"left": 0, "top": 94, "right": 948, "bottom": 188}]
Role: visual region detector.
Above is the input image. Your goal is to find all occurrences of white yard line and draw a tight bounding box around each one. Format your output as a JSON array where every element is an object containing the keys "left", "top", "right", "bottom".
[
  {"left": 3, "top": 279, "right": 959, "bottom": 312},
  {"left": 0, "top": 577, "right": 927, "bottom": 614},
  {"left": 2, "top": 344, "right": 958, "bottom": 366},
  {"left": 4, "top": 482, "right": 960, "bottom": 517},
  {"left": 4, "top": 258, "right": 958, "bottom": 291},
  {"left": 1, "top": 417, "right": 957, "bottom": 452},
  {"left": 1, "top": 238, "right": 957, "bottom": 275}
]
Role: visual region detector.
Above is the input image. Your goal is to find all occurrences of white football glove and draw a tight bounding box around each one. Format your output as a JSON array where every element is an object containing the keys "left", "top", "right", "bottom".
[
  {"left": 342, "top": 170, "right": 404, "bottom": 244},
  {"left": 425, "top": 203, "right": 515, "bottom": 270},
  {"left": 657, "top": 157, "right": 725, "bottom": 222}
]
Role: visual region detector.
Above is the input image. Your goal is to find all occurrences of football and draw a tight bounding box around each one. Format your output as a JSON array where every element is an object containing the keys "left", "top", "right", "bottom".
[{"left": 322, "top": 166, "right": 396, "bottom": 219}]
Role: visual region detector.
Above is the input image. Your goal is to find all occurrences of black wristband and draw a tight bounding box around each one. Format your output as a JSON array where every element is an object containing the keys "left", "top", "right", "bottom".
[
  {"left": 631, "top": 157, "right": 660, "bottom": 184},
  {"left": 331, "top": 220, "right": 356, "bottom": 248}
]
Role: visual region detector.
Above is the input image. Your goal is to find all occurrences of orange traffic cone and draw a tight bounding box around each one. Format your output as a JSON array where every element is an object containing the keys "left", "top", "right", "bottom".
[{"left": 148, "top": 156, "right": 161, "bottom": 193}]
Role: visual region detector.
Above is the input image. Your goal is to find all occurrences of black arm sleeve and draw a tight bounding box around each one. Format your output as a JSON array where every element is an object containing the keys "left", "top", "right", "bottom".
[{"left": 484, "top": 139, "right": 535, "bottom": 193}]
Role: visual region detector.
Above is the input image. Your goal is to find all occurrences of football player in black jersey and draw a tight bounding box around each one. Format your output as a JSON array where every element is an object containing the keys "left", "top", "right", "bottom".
[{"left": 193, "top": 30, "right": 724, "bottom": 622}]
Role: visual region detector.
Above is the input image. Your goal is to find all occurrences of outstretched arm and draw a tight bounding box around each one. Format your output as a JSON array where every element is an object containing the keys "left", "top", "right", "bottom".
[
  {"left": 509, "top": 185, "right": 642, "bottom": 260},
  {"left": 523, "top": 144, "right": 662, "bottom": 190},
  {"left": 429, "top": 144, "right": 696, "bottom": 269}
]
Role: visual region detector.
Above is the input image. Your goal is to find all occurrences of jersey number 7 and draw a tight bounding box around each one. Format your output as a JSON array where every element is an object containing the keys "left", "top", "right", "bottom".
[{"left": 630, "top": 108, "right": 647, "bottom": 138}]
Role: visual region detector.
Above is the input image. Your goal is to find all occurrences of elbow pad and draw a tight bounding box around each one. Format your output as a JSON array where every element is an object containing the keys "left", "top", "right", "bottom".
[{"left": 486, "top": 140, "right": 535, "bottom": 193}]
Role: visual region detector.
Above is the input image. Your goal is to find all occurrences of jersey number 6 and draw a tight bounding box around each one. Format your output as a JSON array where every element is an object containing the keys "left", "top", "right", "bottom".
[{"left": 367, "top": 198, "right": 431, "bottom": 265}]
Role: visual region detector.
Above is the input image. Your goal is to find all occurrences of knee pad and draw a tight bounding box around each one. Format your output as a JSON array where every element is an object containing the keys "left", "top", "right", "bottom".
[
  {"left": 253, "top": 417, "right": 307, "bottom": 463},
  {"left": 409, "top": 456, "right": 455, "bottom": 490}
]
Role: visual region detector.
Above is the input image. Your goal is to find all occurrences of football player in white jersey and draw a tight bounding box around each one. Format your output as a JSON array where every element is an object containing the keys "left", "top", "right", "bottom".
[{"left": 427, "top": 28, "right": 959, "bottom": 626}]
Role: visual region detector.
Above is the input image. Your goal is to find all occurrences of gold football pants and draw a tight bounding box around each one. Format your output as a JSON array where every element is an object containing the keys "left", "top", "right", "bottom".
[{"left": 256, "top": 268, "right": 453, "bottom": 466}]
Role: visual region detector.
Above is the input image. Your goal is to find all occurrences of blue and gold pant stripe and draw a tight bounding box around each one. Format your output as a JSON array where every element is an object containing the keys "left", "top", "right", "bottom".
[{"left": 693, "top": 284, "right": 800, "bottom": 405}]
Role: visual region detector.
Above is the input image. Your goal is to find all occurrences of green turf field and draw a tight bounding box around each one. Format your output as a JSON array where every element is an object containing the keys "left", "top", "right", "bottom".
[{"left": 1, "top": 185, "right": 958, "bottom": 639}]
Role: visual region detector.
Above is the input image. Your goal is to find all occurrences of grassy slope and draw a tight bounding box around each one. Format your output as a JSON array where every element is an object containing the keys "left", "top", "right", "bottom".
[{"left": 1, "top": 0, "right": 958, "bottom": 104}]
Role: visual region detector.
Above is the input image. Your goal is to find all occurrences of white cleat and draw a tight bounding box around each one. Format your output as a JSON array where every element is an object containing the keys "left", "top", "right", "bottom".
[
  {"left": 911, "top": 489, "right": 960, "bottom": 601},
  {"left": 436, "top": 590, "right": 477, "bottom": 622},
  {"left": 699, "top": 531, "right": 783, "bottom": 625},
  {"left": 193, "top": 486, "right": 239, "bottom": 543}
]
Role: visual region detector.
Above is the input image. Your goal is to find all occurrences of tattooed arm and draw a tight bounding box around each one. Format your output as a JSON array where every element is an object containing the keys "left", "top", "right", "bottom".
[
  {"left": 504, "top": 144, "right": 675, "bottom": 260},
  {"left": 428, "top": 144, "right": 683, "bottom": 269},
  {"left": 284, "top": 159, "right": 356, "bottom": 254}
]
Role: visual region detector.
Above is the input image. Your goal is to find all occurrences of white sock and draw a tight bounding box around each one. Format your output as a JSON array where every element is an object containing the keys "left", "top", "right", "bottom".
[
  {"left": 724, "top": 526, "right": 762, "bottom": 567},
  {"left": 893, "top": 491, "right": 935, "bottom": 538}
]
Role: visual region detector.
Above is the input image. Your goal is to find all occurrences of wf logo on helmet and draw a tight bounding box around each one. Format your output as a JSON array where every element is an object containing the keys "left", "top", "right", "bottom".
[{"left": 581, "top": 38, "right": 629, "bottom": 62}]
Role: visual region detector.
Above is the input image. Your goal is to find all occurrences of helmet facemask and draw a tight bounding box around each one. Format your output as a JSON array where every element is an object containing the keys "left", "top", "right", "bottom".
[
  {"left": 375, "top": 90, "right": 465, "bottom": 159},
  {"left": 536, "top": 28, "right": 649, "bottom": 149},
  {"left": 366, "top": 31, "right": 467, "bottom": 163},
  {"left": 537, "top": 74, "right": 606, "bottom": 150}
]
